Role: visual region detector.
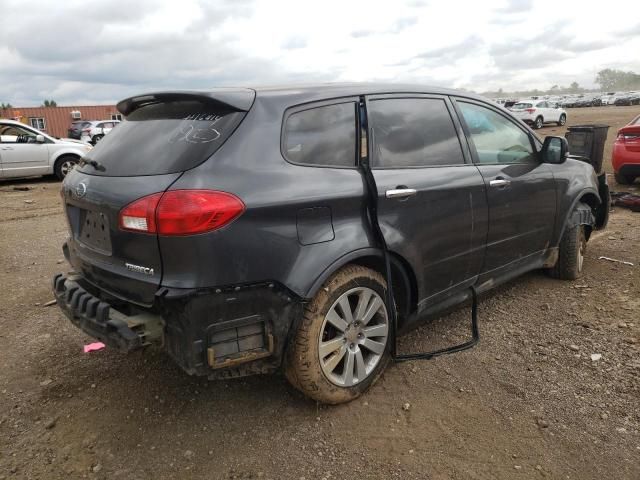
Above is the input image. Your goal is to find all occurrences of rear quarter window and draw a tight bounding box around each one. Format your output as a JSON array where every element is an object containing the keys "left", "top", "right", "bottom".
[
  {"left": 76, "top": 100, "right": 246, "bottom": 177},
  {"left": 283, "top": 102, "right": 357, "bottom": 167}
]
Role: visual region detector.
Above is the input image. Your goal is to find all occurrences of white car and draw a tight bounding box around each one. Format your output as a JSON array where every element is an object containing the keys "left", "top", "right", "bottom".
[
  {"left": 508, "top": 100, "right": 567, "bottom": 129},
  {"left": 0, "top": 119, "right": 92, "bottom": 180},
  {"left": 80, "top": 120, "right": 120, "bottom": 145}
]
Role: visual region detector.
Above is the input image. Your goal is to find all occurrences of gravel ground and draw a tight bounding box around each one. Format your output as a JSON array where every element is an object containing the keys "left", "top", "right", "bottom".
[{"left": 1, "top": 106, "right": 639, "bottom": 479}]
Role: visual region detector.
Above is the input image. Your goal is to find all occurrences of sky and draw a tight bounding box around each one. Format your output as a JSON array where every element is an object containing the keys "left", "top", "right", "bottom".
[{"left": 1, "top": 0, "right": 639, "bottom": 106}]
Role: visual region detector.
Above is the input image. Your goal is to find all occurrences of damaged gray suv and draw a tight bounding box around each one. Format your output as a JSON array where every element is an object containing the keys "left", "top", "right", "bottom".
[{"left": 53, "top": 84, "right": 608, "bottom": 404}]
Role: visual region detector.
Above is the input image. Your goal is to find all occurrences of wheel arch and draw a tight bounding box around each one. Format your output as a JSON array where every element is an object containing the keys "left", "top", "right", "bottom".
[
  {"left": 304, "top": 248, "right": 419, "bottom": 324},
  {"left": 52, "top": 151, "right": 81, "bottom": 166},
  {"left": 557, "top": 189, "right": 600, "bottom": 243}
]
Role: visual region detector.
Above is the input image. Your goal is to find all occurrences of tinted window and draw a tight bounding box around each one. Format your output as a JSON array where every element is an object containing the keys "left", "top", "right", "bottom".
[
  {"left": 511, "top": 103, "right": 532, "bottom": 110},
  {"left": 76, "top": 100, "right": 246, "bottom": 176},
  {"left": 458, "top": 102, "right": 536, "bottom": 164},
  {"left": 369, "top": 98, "right": 464, "bottom": 168},
  {"left": 284, "top": 102, "right": 356, "bottom": 167}
]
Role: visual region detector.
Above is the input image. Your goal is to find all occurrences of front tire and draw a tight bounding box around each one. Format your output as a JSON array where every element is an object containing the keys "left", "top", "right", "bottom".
[
  {"left": 614, "top": 172, "right": 634, "bottom": 185},
  {"left": 285, "top": 265, "right": 391, "bottom": 404},
  {"left": 534, "top": 116, "right": 544, "bottom": 129},
  {"left": 548, "top": 223, "right": 586, "bottom": 280},
  {"left": 54, "top": 156, "right": 79, "bottom": 180},
  {"left": 557, "top": 114, "right": 566, "bottom": 126},
  {"left": 92, "top": 134, "right": 104, "bottom": 145}
]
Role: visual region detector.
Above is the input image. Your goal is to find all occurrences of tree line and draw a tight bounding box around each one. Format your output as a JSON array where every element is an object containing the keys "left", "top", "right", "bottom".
[{"left": 484, "top": 69, "right": 640, "bottom": 98}]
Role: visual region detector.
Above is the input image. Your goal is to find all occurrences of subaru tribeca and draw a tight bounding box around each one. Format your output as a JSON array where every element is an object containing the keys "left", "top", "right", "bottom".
[{"left": 53, "top": 84, "right": 608, "bottom": 404}]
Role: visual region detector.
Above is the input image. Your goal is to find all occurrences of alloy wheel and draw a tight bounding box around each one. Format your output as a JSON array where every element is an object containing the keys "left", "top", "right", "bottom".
[
  {"left": 60, "top": 160, "right": 77, "bottom": 178},
  {"left": 318, "top": 287, "right": 389, "bottom": 387}
]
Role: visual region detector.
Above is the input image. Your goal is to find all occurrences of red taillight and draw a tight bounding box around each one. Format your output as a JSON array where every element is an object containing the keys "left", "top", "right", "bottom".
[
  {"left": 119, "top": 193, "right": 162, "bottom": 233},
  {"left": 82, "top": 128, "right": 91, "bottom": 133},
  {"left": 119, "top": 190, "right": 244, "bottom": 235},
  {"left": 525, "top": 108, "right": 536, "bottom": 114}
]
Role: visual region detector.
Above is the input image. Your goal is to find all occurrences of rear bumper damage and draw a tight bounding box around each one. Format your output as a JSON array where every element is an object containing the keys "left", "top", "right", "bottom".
[
  {"left": 53, "top": 273, "right": 164, "bottom": 351},
  {"left": 52, "top": 272, "right": 303, "bottom": 378}
]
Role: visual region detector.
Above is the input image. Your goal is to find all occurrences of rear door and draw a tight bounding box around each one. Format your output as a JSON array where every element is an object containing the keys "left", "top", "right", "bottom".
[
  {"left": 366, "top": 94, "right": 488, "bottom": 306},
  {"left": 452, "top": 98, "right": 556, "bottom": 275},
  {"left": 62, "top": 94, "right": 252, "bottom": 305}
]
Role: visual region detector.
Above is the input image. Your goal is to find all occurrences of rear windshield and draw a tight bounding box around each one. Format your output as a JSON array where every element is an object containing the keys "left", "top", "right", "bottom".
[
  {"left": 511, "top": 103, "right": 532, "bottom": 110},
  {"left": 76, "top": 100, "right": 246, "bottom": 176}
]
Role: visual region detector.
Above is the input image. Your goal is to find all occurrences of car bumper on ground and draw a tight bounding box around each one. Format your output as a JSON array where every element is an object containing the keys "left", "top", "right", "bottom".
[{"left": 52, "top": 271, "right": 302, "bottom": 378}]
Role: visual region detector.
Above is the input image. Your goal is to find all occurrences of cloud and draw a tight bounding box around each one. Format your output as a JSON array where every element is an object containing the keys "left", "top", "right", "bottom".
[
  {"left": 416, "top": 36, "right": 484, "bottom": 64},
  {"left": 1, "top": 0, "right": 639, "bottom": 106},
  {"left": 494, "top": 0, "right": 533, "bottom": 13},
  {"left": 282, "top": 36, "right": 308, "bottom": 50}
]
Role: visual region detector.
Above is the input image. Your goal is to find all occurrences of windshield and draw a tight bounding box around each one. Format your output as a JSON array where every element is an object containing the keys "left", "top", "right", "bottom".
[
  {"left": 511, "top": 103, "right": 533, "bottom": 110},
  {"left": 76, "top": 100, "right": 247, "bottom": 177}
]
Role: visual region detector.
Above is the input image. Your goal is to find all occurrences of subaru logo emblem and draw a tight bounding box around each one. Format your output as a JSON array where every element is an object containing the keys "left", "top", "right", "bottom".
[{"left": 75, "top": 182, "right": 87, "bottom": 198}]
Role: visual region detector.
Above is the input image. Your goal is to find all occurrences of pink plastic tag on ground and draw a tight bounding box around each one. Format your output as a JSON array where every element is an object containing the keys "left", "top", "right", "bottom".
[{"left": 83, "top": 342, "right": 106, "bottom": 353}]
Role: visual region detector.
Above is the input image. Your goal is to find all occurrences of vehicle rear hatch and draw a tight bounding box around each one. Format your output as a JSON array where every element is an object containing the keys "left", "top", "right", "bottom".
[{"left": 61, "top": 90, "right": 255, "bottom": 306}]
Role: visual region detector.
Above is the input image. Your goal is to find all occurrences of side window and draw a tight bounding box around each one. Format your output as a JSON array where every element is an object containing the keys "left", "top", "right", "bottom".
[
  {"left": 283, "top": 102, "right": 356, "bottom": 167},
  {"left": 368, "top": 98, "right": 464, "bottom": 168},
  {"left": 458, "top": 101, "right": 536, "bottom": 164},
  {"left": 0, "top": 124, "right": 37, "bottom": 143}
]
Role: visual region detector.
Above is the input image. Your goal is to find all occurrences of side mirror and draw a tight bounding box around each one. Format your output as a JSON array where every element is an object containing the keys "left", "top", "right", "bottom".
[
  {"left": 35, "top": 134, "right": 45, "bottom": 143},
  {"left": 541, "top": 136, "right": 569, "bottom": 164}
]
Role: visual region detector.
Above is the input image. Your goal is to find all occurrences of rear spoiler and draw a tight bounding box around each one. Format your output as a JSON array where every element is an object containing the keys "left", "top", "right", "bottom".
[{"left": 116, "top": 89, "right": 256, "bottom": 116}]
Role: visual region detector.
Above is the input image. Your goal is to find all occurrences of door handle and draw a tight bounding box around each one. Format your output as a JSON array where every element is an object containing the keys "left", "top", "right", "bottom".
[
  {"left": 385, "top": 188, "right": 417, "bottom": 199},
  {"left": 1, "top": 146, "right": 14, "bottom": 150},
  {"left": 489, "top": 178, "right": 510, "bottom": 188}
]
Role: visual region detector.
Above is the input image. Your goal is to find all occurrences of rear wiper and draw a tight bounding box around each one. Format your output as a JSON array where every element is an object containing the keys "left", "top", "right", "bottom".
[{"left": 80, "top": 158, "right": 105, "bottom": 171}]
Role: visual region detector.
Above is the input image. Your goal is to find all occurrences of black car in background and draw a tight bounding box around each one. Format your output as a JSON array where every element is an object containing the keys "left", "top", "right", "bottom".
[
  {"left": 614, "top": 94, "right": 640, "bottom": 106},
  {"left": 67, "top": 121, "right": 92, "bottom": 139},
  {"left": 53, "top": 84, "right": 608, "bottom": 404}
]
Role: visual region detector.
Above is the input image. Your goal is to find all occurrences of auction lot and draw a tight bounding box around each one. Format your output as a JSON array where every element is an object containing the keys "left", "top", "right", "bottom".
[{"left": 1, "top": 106, "right": 639, "bottom": 479}]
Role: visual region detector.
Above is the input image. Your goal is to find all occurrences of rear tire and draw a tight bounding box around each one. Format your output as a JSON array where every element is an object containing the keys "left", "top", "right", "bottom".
[
  {"left": 557, "top": 114, "right": 566, "bottom": 126},
  {"left": 534, "top": 116, "right": 544, "bottom": 129},
  {"left": 92, "top": 134, "right": 103, "bottom": 145},
  {"left": 285, "top": 265, "right": 391, "bottom": 404},
  {"left": 548, "top": 223, "right": 586, "bottom": 280},
  {"left": 614, "top": 173, "right": 634, "bottom": 185},
  {"left": 54, "top": 156, "right": 79, "bottom": 180}
]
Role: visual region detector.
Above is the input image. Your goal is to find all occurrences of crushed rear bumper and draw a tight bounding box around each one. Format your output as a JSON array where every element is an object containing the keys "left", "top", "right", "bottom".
[
  {"left": 52, "top": 273, "right": 163, "bottom": 352},
  {"left": 52, "top": 272, "right": 303, "bottom": 378}
]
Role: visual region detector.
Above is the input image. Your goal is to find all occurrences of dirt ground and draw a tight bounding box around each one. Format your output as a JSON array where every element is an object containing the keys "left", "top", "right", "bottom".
[{"left": 1, "top": 106, "right": 639, "bottom": 480}]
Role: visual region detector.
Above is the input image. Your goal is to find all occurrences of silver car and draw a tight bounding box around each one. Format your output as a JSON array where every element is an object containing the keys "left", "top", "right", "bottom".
[{"left": 0, "top": 119, "right": 92, "bottom": 180}]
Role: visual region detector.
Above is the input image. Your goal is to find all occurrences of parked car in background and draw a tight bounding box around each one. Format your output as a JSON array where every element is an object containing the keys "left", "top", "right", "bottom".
[
  {"left": 68, "top": 121, "right": 93, "bottom": 140},
  {"left": 509, "top": 99, "right": 567, "bottom": 128},
  {"left": 612, "top": 114, "right": 640, "bottom": 185},
  {"left": 0, "top": 119, "right": 92, "bottom": 179},
  {"left": 53, "top": 85, "right": 607, "bottom": 404},
  {"left": 614, "top": 95, "right": 633, "bottom": 106},
  {"left": 80, "top": 120, "right": 120, "bottom": 145},
  {"left": 613, "top": 93, "right": 640, "bottom": 106},
  {"left": 600, "top": 93, "right": 615, "bottom": 105}
]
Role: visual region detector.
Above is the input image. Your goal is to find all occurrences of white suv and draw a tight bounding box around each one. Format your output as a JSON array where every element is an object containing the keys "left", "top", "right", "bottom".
[
  {"left": 508, "top": 100, "right": 567, "bottom": 129},
  {"left": 80, "top": 120, "right": 120, "bottom": 145},
  {"left": 0, "top": 119, "right": 92, "bottom": 180}
]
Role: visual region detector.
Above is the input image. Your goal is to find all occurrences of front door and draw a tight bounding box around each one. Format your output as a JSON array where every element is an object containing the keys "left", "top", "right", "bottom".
[
  {"left": 0, "top": 122, "right": 49, "bottom": 178},
  {"left": 453, "top": 99, "right": 557, "bottom": 275},
  {"left": 367, "top": 95, "right": 488, "bottom": 307}
]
